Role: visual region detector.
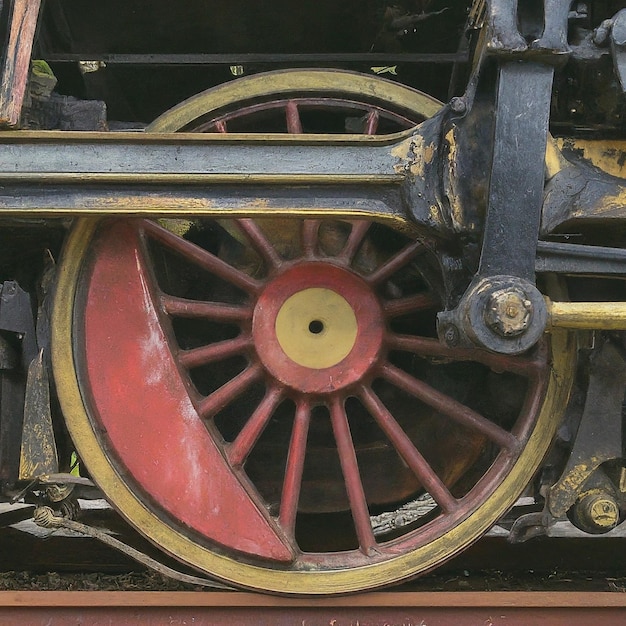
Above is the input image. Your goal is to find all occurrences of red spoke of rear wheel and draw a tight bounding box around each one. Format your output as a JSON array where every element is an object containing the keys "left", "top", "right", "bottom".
[
  {"left": 365, "top": 110, "right": 380, "bottom": 135},
  {"left": 286, "top": 100, "right": 303, "bottom": 133},
  {"left": 215, "top": 120, "right": 227, "bottom": 133},
  {"left": 387, "top": 334, "right": 543, "bottom": 377},
  {"left": 383, "top": 293, "right": 439, "bottom": 318},
  {"left": 380, "top": 362, "right": 518, "bottom": 451},
  {"left": 235, "top": 219, "right": 283, "bottom": 270},
  {"left": 142, "top": 220, "right": 262, "bottom": 295},
  {"left": 329, "top": 396, "right": 377, "bottom": 555},
  {"left": 278, "top": 400, "right": 311, "bottom": 534},
  {"left": 160, "top": 294, "right": 252, "bottom": 322},
  {"left": 302, "top": 220, "right": 320, "bottom": 257},
  {"left": 197, "top": 362, "right": 264, "bottom": 419},
  {"left": 338, "top": 221, "right": 371, "bottom": 264},
  {"left": 358, "top": 385, "right": 457, "bottom": 513},
  {"left": 227, "top": 385, "right": 284, "bottom": 468},
  {"left": 178, "top": 335, "right": 253, "bottom": 369},
  {"left": 366, "top": 241, "right": 426, "bottom": 287}
]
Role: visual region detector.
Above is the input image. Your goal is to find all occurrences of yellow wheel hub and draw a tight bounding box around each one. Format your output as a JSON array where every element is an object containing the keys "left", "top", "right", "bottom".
[{"left": 275, "top": 287, "right": 358, "bottom": 369}]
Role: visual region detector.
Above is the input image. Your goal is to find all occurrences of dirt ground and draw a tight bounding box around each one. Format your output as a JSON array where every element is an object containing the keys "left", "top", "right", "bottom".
[{"left": 0, "top": 568, "right": 625, "bottom": 593}]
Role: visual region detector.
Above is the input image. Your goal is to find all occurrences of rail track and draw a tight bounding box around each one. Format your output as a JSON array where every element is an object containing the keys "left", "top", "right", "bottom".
[
  {"left": 3, "top": 511, "right": 626, "bottom": 623},
  {"left": 0, "top": 590, "right": 625, "bottom": 625}
]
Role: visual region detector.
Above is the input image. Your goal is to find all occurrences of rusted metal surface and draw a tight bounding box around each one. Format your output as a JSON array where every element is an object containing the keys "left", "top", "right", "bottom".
[
  {"left": 0, "top": 0, "right": 43, "bottom": 127},
  {"left": 0, "top": 591, "right": 625, "bottom": 625}
]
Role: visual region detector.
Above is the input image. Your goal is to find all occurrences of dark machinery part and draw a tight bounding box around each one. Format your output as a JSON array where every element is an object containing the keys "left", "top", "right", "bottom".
[
  {"left": 603, "top": 8, "right": 626, "bottom": 92},
  {"left": 0, "top": 281, "right": 37, "bottom": 491},
  {"left": 510, "top": 337, "right": 626, "bottom": 542},
  {"left": 549, "top": 338, "right": 626, "bottom": 518},
  {"left": 438, "top": 60, "right": 553, "bottom": 355}
]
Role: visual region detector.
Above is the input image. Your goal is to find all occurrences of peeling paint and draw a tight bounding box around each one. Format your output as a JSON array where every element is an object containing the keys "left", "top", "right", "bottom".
[{"left": 444, "top": 127, "right": 465, "bottom": 231}]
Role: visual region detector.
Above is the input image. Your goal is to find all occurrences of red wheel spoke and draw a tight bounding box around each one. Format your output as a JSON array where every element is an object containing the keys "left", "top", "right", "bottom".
[
  {"left": 235, "top": 219, "right": 282, "bottom": 270},
  {"left": 358, "top": 385, "right": 457, "bottom": 513},
  {"left": 160, "top": 294, "right": 252, "bottom": 322},
  {"left": 198, "top": 362, "right": 264, "bottom": 419},
  {"left": 215, "top": 120, "right": 227, "bottom": 133},
  {"left": 279, "top": 400, "right": 311, "bottom": 533},
  {"left": 338, "top": 221, "right": 371, "bottom": 264},
  {"left": 142, "top": 221, "right": 262, "bottom": 294},
  {"left": 383, "top": 293, "right": 439, "bottom": 318},
  {"left": 179, "top": 335, "right": 252, "bottom": 369},
  {"left": 381, "top": 363, "right": 518, "bottom": 451},
  {"left": 365, "top": 110, "right": 380, "bottom": 135},
  {"left": 387, "top": 334, "right": 542, "bottom": 376},
  {"left": 329, "top": 397, "right": 377, "bottom": 555},
  {"left": 302, "top": 220, "right": 320, "bottom": 256},
  {"left": 286, "top": 100, "right": 303, "bottom": 133},
  {"left": 367, "top": 241, "right": 426, "bottom": 287},
  {"left": 227, "top": 385, "right": 284, "bottom": 468}
]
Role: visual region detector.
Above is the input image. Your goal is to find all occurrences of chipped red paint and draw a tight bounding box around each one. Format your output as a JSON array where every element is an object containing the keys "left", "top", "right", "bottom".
[{"left": 80, "top": 220, "right": 293, "bottom": 562}]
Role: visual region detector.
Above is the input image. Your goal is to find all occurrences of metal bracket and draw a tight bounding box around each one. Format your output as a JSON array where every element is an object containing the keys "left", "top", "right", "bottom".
[
  {"left": 548, "top": 338, "right": 626, "bottom": 518},
  {"left": 18, "top": 350, "right": 58, "bottom": 480},
  {"left": 438, "top": 61, "right": 554, "bottom": 354}
]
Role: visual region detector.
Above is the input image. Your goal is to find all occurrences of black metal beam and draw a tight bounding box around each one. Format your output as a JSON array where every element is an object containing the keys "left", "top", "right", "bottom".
[
  {"left": 536, "top": 241, "right": 626, "bottom": 276},
  {"left": 0, "top": 131, "right": 402, "bottom": 181},
  {"left": 0, "top": 183, "right": 406, "bottom": 223},
  {"left": 43, "top": 52, "right": 468, "bottom": 66},
  {"left": 478, "top": 61, "right": 555, "bottom": 281},
  {"left": 0, "top": 131, "right": 415, "bottom": 222}
]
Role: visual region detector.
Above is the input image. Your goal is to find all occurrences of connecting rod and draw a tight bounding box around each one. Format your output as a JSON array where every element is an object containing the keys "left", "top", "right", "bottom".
[{"left": 546, "top": 300, "right": 626, "bottom": 331}]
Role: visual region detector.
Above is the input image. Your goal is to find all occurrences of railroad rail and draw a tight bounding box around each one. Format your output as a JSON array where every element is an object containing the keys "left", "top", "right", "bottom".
[{"left": 0, "top": 591, "right": 625, "bottom": 625}]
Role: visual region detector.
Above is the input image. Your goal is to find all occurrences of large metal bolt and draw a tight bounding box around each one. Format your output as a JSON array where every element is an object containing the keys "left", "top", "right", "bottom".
[
  {"left": 443, "top": 324, "right": 460, "bottom": 347},
  {"left": 484, "top": 288, "right": 533, "bottom": 337},
  {"left": 450, "top": 97, "right": 467, "bottom": 114},
  {"left": 571, "top": 491, "right": 620, "bottom": 534}
]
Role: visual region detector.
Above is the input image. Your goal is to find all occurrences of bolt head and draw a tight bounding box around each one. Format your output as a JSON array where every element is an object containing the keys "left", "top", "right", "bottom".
[
  {"left": 588, "top": 497, "right": 620, "bottom": 528},
  {"left": 450, "top": 97, "right": 466, "bottom": 114},
  {"left": 443, "top": 324, "right": 460, "bottom": 346},
  {"left": 484, "top": 288, "right": 533, "bottom": 337},
  {"left": 573, "top": 492, "right": 620, "bottom": 534}
]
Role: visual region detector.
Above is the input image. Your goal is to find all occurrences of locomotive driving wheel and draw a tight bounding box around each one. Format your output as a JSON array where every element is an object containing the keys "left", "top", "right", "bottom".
[{"left": 52, "top": 71, "right": 575, "bottom": 594}]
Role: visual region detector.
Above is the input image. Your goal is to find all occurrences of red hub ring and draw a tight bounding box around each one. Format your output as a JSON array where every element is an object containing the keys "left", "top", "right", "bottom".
[{"left": 253, "top": 262, "right": 384, "bottom": 394}]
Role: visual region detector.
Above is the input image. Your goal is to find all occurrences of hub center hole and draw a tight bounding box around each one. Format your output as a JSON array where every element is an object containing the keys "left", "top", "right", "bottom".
[{"left": 308, "top": 320, "right": 324, "bottom": 335}]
